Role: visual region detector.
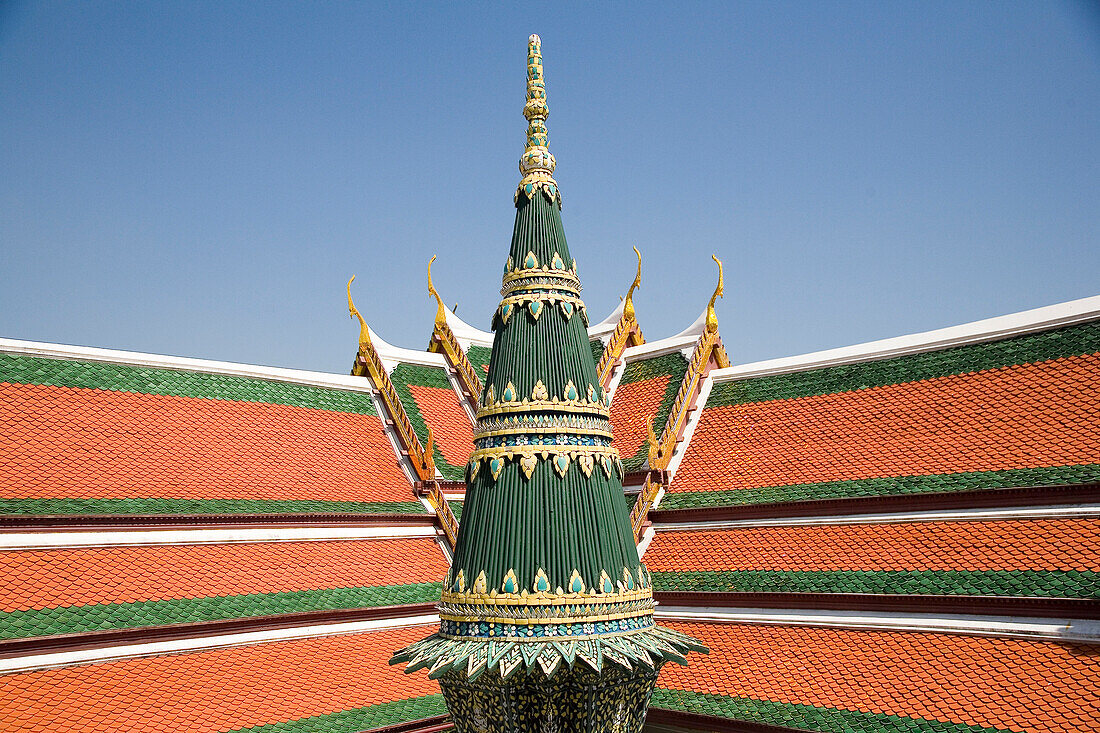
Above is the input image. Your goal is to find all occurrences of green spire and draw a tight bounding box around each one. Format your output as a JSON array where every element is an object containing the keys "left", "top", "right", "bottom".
[{"left": 392, "top": 34, "right": 703, "bottom": 689}]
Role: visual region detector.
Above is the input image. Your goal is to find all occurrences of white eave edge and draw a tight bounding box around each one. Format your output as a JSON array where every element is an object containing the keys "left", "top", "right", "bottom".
[
  {"left": 615, "top": 305, "right": 712, "bottom": 363},
  {"left": 709, "top": 294, "right": 1100, "bottom": 384},
  {"left": 441, "top": 306, "right": 493, "bottom": 350},
  {"left": 0, "top": 336, "right": 377, "bottom": 394},
  {"left": 364, "top": 326, "right": 448, "bottom": 371}
]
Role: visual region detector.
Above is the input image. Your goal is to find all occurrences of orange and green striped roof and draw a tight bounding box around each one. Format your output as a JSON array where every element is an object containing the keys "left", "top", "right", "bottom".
[
  {"left": 667, "top": 321, "right": 1100, "bottom": 509},
  {"left": 0, "top": 538, "right": 447, "bottom": 639},
  {"left": 609, "top": 352, "right": 689, "bottom": 472},
  {"left": 654, "top": 622, "right": 1097, "bottom": 733},
  {"left": 0, "top": 352, "right": 421, "bottom": 515},
  {"left": 645, "top": 518, "right": 1099, "bottom": 598},
  {"left": 0, "top": 626, "right": 444, "bottom": 733},
  {"left": 389, "top": 362, "right": 474, "bottom": 481}
]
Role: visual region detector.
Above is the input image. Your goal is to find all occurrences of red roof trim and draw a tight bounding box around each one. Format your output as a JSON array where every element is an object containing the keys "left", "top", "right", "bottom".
[
  {"left": 0, "top": 603, "right": 437, "bottom": 659},
  {"left": 650, "top": 482, "right": 1100, "bottom": 524},
  {"left": 654, "top": 592, "right": 1100, "bottom": 619}
]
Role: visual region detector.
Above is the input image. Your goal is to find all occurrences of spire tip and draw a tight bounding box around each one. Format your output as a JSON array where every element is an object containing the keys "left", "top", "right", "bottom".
[{"left": 517, "top": 34, "right": 559, "bottom": 206}]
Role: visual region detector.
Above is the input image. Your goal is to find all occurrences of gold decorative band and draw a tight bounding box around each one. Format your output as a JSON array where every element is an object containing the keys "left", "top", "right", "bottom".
[
  {"left": 473, "top": 422, "right": 614, "bottom": 441},
  {"left": 467, "top": 444, "right": 622, "bottom": 480},
  {"left": 475, "top": 399, "right": 610, "bottom": 419}
]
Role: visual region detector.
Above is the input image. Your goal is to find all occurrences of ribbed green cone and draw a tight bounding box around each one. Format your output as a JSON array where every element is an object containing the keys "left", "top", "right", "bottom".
[{"left": 391, "top": 33, "right": 703, "bottom": 691}]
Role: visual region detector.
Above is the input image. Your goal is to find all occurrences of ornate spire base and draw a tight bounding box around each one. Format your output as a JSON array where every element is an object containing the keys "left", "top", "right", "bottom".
[{"left": 439, "top": 664, "right": 660, "bottom": 733}]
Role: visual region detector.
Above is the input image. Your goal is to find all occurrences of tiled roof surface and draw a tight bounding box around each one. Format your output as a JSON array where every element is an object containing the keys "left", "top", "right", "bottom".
[
  {"left": 0, "top": 538, "right": 448, "bottom": 638},
  {"left": 667, "top": 322, "right": 1100, "bottom": 508},
  {"left": 655, "top": 621, "right": 1099, "bottom": 733},
  {"left": 646, "top": 519, "right": 1099, "bottom": 597},
  {"left": 466, "top": 345, "right": 492, "bottom": 375},
  {"left": 590, "top": 337, "right": 605, "bottom": 367},
  {"left": 0, "top": 626, "right": 444, "bottom": 733},
  {"left": 609, "top": 352, "right": 689, "bottom": 472},
  {"left": 389, "top": 363, "right": 473, "bottom": 480},
  {"left": 0, "top": 354, "right": 419, "bottom": 514}
]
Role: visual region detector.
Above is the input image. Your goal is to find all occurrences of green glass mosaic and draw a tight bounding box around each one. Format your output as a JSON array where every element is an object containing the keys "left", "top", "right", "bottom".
[
  {"left": 389, "top": 363, "right": 468, "bottom": 481},
  {"left": 0, "top": 498, "right": 425, "bottom": 516},
  {"left": 466, "top": 345, "right": 493, "bottom": 375},
  {"left": 218, "top": 694, "right": 447, "bottom": 733},
  {"left": 618, "top": 352, "right": 689, "bottom": 472},
  {"left": 651, "top": 569, "right": 1098, "bottom": 599},
  {"left": 0, "top": 352, "right": 377, "bottom": 415},
  {"left": 707, "top": 321, "right": 1100, "bottom": 409},
  {"left": 650, "top": 689, "right": 1023, "bottom": 733},
  {"left": 0, "top": 583, "right": 442, "bottom": 640},
  {"left": 590, "top": 337, "right": 605, "bottom": 368},
  {"left": 661, "top": 464, "right": 1100, "bottom": 509}
]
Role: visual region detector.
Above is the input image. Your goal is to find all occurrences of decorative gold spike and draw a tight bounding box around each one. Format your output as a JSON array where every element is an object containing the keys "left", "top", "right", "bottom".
[
  {"left": 623, "top": 247, "right": 642, "bottom": 321},
  {"left": 425, "top": 426, "right": 436, "bottom": 471},
  {"left": 346, "top": 275, "right": 371, "bottom": 346},
  {"left": 705, "top": 254, "right": 724, "bottom": 333},
  {"left": 516, "top": 34, "right": 559, "bottom": 204},
  {"left": 427, "top": 255, "right": 448, "bottom": 329}
]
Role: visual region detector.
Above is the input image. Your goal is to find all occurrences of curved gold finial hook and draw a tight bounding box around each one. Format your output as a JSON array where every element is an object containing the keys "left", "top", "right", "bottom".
[
  {"left": 427, "top": 255, "right": 447, "bottom": 328},
  {"left": 705, "top": 255, "right": 724, "bottom": 333},
  {"left": 424, "top": 425, "right": 436, "bottom": 472},
  {"left": 347, "top": 275, "right": 371, "bottom": 346},
  {"left": 645, "top": 414, "right": 660, "bottom": 464},
  {"left": 623, "top": 247, "right": 642, "bottom": 321}
]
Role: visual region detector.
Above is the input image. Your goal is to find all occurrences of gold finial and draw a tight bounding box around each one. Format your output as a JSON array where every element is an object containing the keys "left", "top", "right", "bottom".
[
  {"left": 516, "top": 34, "right": 559, "bottom": 205},
  {"left": 424, "top": 426, "right": 436, "bottom": 473},
  {"left": 427, "top": 255, "right": 448, "bottom": 329},
  {"left": 623, "top": 247, "right": 642, "bottom": 321},
  {"left": 347, "top": 275, "right": 372, "bottom": 346},
  {"left": 705, "top": 255, "right": 724, "bottom": 333},
  {"left": 645, "top": 415, "right": 660, "bottom": 465}
]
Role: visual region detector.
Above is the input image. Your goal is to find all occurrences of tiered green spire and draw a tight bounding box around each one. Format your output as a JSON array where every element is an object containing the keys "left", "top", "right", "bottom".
[{"left": 392, "top": 37, "right": 703, "bottom": 729}]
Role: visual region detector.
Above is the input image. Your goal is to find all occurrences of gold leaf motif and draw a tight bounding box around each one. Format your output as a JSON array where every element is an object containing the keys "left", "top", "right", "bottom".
[
  {"left": 473, "top": 571, "right": 488, "bottom": 595},
  {"left": 531, "top": 379, "right": 549, "bottom": 401},
  {"left": 562, "top": 379, "right": 579, "bottom": 401},
  {"left": 577, "top": 454, "right": 594, "bottom": 477},
  {"left": 519, "top": 453, "right": 537, "bottom": 479},
  {"left": 553, "top": 453, "right": 570, "bottom": 477}
]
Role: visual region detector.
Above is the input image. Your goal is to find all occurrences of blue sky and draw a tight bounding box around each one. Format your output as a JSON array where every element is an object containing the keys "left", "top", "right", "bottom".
[{"left": 1, "top": 2, "right": 1097, "bottom": 373}]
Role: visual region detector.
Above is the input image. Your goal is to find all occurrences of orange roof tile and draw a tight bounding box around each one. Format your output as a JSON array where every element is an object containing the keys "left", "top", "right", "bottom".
[
  {"left": 0, "top": 382, "right": 412, "bottom": 503},
  {"left": 645, "top": 519, "right": 1100, "bottom": 573},
  {"left": 659, "top": 621, "right": 1100, "bottom": 733},
  {"left": 0, "top": 626, "right": 439, "bottom": 733},
  {"left": 0, "top": 538, "right": 448, "bottom": 611},
  {"left": 408, "top": 384, "right": 474, "bottom": 467},
  {"left": 674, "top": 354, "right": 1100, "bottom": 494},
  {"left": 610, "top": 375, "right": 672, "bottom": 463}
]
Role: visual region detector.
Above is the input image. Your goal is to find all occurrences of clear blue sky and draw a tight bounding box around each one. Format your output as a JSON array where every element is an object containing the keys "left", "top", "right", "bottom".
[{"left": 2, "top": 2, "right": 1097, "bottom": 373}]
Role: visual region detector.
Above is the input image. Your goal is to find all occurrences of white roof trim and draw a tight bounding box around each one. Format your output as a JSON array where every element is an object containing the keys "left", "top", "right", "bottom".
[
  {"left": 442, "top": 307, "right": 494, "bottom": 349},
  {"left": 366, "top": 327, "right": 448, "bottom": 370},
  {"left": 0, "top": 615, "right": 439, "bottom": 674},
  {"left": 0, "top": 526, "right": 440, "bottom": 550},
  {"left": 619, "top": 333, "right": 697, "bottom": 362},
  {"left": 710, "top": 294, "right": 1100, "bottom": 384},
  {"left": 654, "top": 607, "right": 1100, "bottom": 643},
  {"left": 651, "top": 503, "right": 1100, "bottom": 532},
  {"left": 671, "top": 307, "right": 708, "bottom": 340},
  {"left": 0, "top": 337, "right": 375, "bottom": 394},
  {"left": 587, "top": 300, "right": 625, "bottom": 340}
]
